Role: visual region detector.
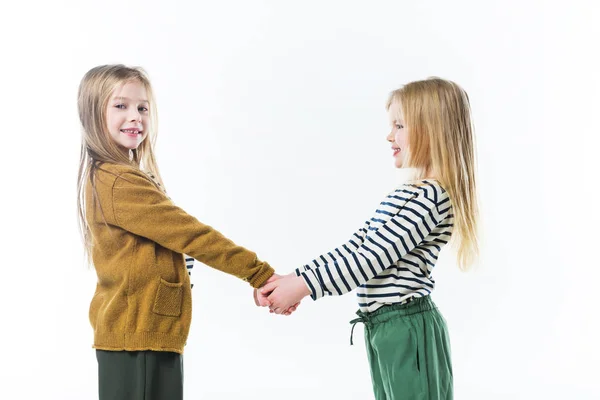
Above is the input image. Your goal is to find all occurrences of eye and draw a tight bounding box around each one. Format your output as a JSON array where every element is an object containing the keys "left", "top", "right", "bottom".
[
  {"left": 395, "top": 124, "right": 404, "bottom": 129},
  {"left": 138, "top": 106, "right": 149, "bottom": 113},
  {"left": 115, "top": 104, "right": 126, "bottom": 109}
]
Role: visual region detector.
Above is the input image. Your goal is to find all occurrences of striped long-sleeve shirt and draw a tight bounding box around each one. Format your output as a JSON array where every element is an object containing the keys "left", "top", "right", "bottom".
[{"left": 295, "top": 180, "right": 453, "bottom": 313}]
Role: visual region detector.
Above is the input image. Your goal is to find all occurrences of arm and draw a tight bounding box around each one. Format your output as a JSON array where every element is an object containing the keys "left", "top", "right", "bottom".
[
  {"left": 109, "top": 171, "right": 273, "bottom": 288},
  {"left": 254, "top": 216, "right": 371, "bottom": 312},
  {"left": 301, "top": 190, "right": 444, "bottom": 299},
  {"left": 294, "top": 220, "right": 371, "bottom": 276},
  {"left": 263, "top": 187, "right": 446, "bottom": 311}
]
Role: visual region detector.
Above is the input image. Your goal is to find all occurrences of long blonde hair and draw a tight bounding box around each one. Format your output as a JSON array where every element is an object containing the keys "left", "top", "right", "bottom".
[
  {"left": 387, "top": 77, "right": 479, "bottom": 270},
  {"left": 77, "top": 64, "right": 164, "bottom": 264}
]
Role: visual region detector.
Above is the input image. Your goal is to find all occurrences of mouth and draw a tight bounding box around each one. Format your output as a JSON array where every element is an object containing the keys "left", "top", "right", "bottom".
[
  {"left": 392, "top": 147, "right": 401, "bottom": 156},
  {"left": 121, "top": 128, "right": 143, "bottom": 137}
]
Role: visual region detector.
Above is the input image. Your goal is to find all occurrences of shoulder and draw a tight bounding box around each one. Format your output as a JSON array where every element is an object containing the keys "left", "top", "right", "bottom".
[
  {"left": 403, "top": 180, "right": 448, "bottom": 206},
  {"left": 96, "top": 163, "right": 148, "bottom": 181},
  {"left": 94, "top": 163, "right": 156, "bottom": 192},
  {"left": 97, "top": 162, "right": 141, "bottom": 176}
]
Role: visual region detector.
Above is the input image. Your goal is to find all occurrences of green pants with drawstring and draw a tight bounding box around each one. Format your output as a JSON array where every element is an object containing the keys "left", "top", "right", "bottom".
[{"left": 351, "top": 296, "right": 453, "bottom": 400}]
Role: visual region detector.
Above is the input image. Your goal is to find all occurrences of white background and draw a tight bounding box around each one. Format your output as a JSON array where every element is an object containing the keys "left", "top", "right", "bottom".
[{"left": 1, "top": 0, "right": 598, "bottom": 399}]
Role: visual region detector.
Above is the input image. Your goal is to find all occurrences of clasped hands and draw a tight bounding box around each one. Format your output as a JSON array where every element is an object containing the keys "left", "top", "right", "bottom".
[{"left": 253, "top": 273, "right": 311, "bottom": 315}]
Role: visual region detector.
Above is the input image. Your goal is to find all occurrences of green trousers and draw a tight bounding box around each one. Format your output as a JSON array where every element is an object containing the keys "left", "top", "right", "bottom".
[
  {"left": 96, "top": 350, "right": 183, "bottom": 400},
  {"left": 351, "top": 296, "right": 453, "bottom": 400}
]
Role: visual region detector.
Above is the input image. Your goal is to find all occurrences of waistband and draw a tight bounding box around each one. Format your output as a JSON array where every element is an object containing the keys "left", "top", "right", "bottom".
[{"left": 349, "top": 296, "right": 437, "bottom": 345}]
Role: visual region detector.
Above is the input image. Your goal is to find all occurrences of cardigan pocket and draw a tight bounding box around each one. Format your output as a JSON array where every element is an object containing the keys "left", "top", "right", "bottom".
[{"left": 152, "top": 278, "right": 184, "bottom": 317}]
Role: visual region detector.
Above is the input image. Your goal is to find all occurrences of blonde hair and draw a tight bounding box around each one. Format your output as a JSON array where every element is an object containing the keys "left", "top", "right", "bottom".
[
  {"left": 387, "top": 77, "right": 479, "bottom": 270},
  {"left": 77, "top": 64, "right": 164, "bottom": 264}
]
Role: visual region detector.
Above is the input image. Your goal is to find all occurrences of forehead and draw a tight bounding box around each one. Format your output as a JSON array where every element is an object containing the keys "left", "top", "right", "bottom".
[
  {"left": 387, "top": 101, "right": 404, "bottom": 121},
  {"left": 111, "top": 80, "right": 148, "bottom": 101}
]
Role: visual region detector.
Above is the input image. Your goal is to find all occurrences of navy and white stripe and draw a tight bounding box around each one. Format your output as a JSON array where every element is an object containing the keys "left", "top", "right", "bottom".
[
  {"left": 295, "top": 180, "right": 453, "bottom": 313},
  {"left": 185, "top": 256, "right": 195, "bottom": 289}
]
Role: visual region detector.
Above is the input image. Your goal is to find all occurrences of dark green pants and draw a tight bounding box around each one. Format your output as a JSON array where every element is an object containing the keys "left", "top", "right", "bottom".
[
  {"left": 96, "top": 350, "right": 183, "bottom": 400},
  {"left": 351, "top": 296, "right": 453, "bottom": 400}
]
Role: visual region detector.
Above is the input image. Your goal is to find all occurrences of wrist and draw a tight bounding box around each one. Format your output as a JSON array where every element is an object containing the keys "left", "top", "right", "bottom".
[{"left": 296, "top": 276, "right": 311, "bottom": 297}]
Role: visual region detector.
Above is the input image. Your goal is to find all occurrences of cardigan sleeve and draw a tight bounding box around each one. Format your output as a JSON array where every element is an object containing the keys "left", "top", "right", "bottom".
[{"left": 110, "top": 171, "right": 274, "bottom": 288}]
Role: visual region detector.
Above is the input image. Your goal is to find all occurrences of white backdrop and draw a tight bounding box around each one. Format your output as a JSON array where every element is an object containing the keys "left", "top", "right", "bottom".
[{"left": 1, "top": 0, "right": 598, "bottom": 399}]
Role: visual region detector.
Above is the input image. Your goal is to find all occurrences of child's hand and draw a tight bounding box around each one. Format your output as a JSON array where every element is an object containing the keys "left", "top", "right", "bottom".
[
  {"left": 270, "top": 301, "right": 301, "bottom": 316},
  {"left": 262, "top": 274, "right": 311, "bottom": 314},
  {"left": 254, "top": 273, "right": 301, "bottom": 315},
  {"left": 254, "top": 273, "right": 281, "bottom": 307}
]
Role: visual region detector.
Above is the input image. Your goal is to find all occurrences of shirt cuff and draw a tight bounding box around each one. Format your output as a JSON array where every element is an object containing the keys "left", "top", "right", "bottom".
[{"left": 300, "top": 270, "right": 325, "bottom": 300}]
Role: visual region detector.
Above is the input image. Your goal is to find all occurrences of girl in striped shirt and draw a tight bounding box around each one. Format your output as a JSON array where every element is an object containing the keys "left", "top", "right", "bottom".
[{"left": 258, "top": 77, "right": 479, "bottom": 399}]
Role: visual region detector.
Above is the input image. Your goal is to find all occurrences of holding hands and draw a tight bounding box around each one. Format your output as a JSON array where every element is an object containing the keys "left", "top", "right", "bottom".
[{"left": 254, "top": 273, "right": 311, "bottom": 316}]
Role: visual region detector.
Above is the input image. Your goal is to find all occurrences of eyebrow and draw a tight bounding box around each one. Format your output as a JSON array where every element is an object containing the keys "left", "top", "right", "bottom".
[{"left": 112, "top": 96, "right": 149, "bottom": 103}]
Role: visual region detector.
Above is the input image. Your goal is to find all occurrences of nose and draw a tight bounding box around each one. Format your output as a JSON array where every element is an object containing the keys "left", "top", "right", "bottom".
[
  {"left": 386, "top": 130, "right": 395, "bottom": 143},
  {"left": 128, "top": 108, "right": 142, "bottom": 122}
]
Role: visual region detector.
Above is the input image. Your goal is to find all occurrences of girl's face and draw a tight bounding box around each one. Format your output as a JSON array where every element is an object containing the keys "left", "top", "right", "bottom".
[
  {"left": 386, "top": 101, "right": 409, "bottom": 168},
  {"left": 106, "top": 80, "right": 149, "bottom": 154}
]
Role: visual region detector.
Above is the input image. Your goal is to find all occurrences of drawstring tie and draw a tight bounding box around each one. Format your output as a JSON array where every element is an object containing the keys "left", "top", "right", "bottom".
[{"left": 349, "top": 310, "right": 371, "bottom": 346}]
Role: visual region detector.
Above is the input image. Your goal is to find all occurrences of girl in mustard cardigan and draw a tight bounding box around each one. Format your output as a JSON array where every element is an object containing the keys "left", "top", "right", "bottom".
[{"left": 76, "top": 64, "right": 295, "bottom": 400}]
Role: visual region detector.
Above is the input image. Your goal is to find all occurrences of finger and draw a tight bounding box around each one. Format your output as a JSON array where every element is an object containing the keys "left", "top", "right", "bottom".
[
  {"left": 285, "top": 305, "right": 296, "bottom": 314},
  {"left": 266, "top": 289, "right": 279, "bottom": 304},
  {"left": 258, "top": 294, "right": 271, "bottom": 307},
  {"left": 255, "top": 289, "right": 271, "bottom": 307},
  {"left": 259, "top": 289, "right": 272, "bottom": 307},
  {"left": 253, "top": 289, "right": 269, "bottom": 307},
  {"left": 261, "top": 281, "right": 279, "bottom": 294}
]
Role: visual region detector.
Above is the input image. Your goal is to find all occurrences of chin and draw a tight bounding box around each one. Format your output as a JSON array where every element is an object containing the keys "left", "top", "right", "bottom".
[{"left": 124, "top": 141, "right": 143, "bottom": 150}]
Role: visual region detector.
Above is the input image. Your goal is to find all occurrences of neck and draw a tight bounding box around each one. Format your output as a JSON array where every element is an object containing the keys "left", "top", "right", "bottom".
[
  {"left": 412, "top": 167, "right": 437, "bottom": 181},
  {"left": 118, "top": 147, "right": 131, "bottom": 159}
]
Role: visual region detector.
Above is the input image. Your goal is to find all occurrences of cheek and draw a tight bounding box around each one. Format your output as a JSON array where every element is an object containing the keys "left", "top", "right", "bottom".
[
  {"left": 106, "top": 110, "right": 120, "bottom": 131},
  {"left": 395, "top": 130, "right": 407, "bottom": 147},
  {"left": 142, "top": 116, "right": 150, "bottom": 134}
]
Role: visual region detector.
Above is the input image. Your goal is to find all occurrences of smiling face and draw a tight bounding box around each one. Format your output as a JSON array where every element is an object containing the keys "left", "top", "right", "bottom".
[
  {"left": 105, "top": 80, "right": 149, "bottom": 155},
  {"left": 386, "top": 100, "right": 409, "bottom": 168}
]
